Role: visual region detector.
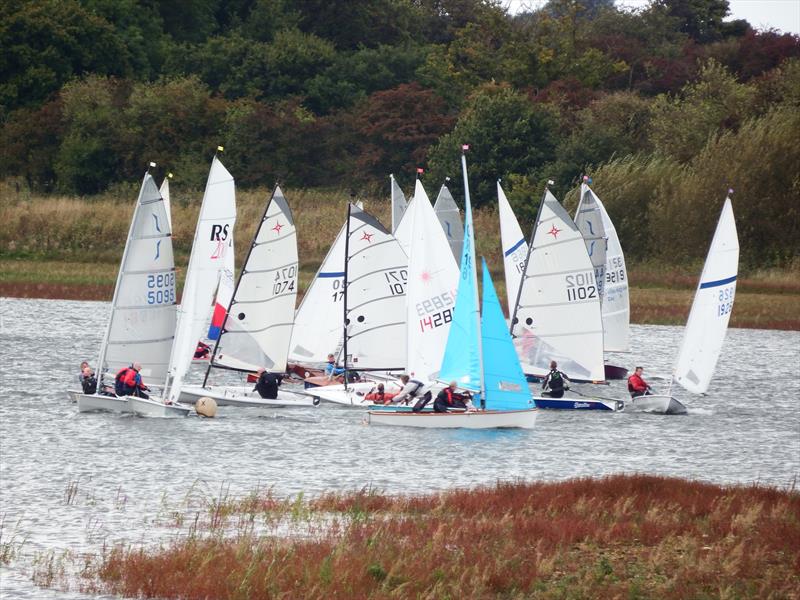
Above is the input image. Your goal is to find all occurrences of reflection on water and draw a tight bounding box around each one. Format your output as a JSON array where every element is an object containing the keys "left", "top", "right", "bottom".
[{"left": 1, "top": 297, "right": 799, "bottom": 597}]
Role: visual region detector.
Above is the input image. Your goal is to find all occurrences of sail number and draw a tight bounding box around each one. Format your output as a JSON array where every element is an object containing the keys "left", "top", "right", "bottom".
[
  {"left": 273, "top": 266, "right": 297, "bottom": 294},
  {"left": 146, "top": 273, "right": 175, "bottom": 305},
  {"left": 717, "top": 285, "right": 735, "bottom": 317},
  {"left": 565, "top": 271, "right": 597, "bottom": 302},
  {"left": 330, "top": 278, "right": 344, "bottom": 302},
  {"left": 605, "top": 256, "right": 625, "bottom": 285},
  {"left": 419, "top": 309, "right": 453, "bottom": 332},
  {"left": 384, "top": 269, "right": 407, "bottom": 296}
]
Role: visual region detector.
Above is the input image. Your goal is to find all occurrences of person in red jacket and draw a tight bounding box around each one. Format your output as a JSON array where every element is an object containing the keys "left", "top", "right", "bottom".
[
  {"left": 115, "top": 362, "right": 150, "bottom": 399},
  {"left": 627, "top": 366, "right": 652, "bottom": 398}
]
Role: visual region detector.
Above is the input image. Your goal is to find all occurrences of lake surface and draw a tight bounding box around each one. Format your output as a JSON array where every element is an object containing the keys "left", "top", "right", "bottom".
[{"left": 1, "top": 297, "right": 799, "bottom": 598}]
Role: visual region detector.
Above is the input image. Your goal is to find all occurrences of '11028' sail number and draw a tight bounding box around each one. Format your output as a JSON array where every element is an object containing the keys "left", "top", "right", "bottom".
[{"left": 565, "top": 271, "right": 597, "bottom": 302}]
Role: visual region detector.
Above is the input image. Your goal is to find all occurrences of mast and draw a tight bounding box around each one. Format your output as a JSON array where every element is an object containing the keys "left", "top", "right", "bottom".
[
  {"left": 460, "top": 146, "right": 485, "bottom": 406},
  {"left": 509, "top": 180, "right": 551, "bottom": 336},
  {"left": 202, "top": 185, "right": 278, "bottom": 387},
  {"left": 342, "top": 203, "right": 352, "bottom": 391},
  {"left": 96, "top": 164, "right": 155, "bottom": 389}
]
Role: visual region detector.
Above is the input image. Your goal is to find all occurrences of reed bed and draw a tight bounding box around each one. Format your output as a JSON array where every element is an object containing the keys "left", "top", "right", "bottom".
[{"left": 82, "top": 474, "right": 800, "bottom": 599}]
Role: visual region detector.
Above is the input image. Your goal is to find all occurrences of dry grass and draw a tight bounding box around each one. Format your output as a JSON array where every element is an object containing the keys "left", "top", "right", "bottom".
[{"left": 82, "top": 475, "right": 800, "bottom": 599}]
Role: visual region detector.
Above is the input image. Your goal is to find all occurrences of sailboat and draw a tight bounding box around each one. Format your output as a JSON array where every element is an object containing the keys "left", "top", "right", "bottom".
[
  {"left": 75, "top": 168, "right": 177, "bottom": 413},
  {"left": 628, "top": 195, "right": 738, "bottom": 415},
  {"left": 498, "top": 181, "right": 528, "bottom": 317},
  {"left": 179, "top": 185, "right": 315, "bottom": 408},
  {"left": 367, "top": 150, "right": 537, "bottom": 429},
  {"left": 127, "top": 153, "right": 237, "bottom": 417},
  {"left": 573, "top": 179, "right": 629, "bottom": 379},
  {"left": 432, "top": 181, "right": 464, "bottom": 266},
  {"left": 308, "top": 203, "right": 410, "bottom": 405},
  {"left": 390, "top": 173, "right": 408, "bottom": 233}
]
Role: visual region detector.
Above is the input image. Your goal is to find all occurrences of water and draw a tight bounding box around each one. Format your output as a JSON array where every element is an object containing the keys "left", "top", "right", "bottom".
[{"left": 1, "top": 297, "right": 799, "bottom": 597}]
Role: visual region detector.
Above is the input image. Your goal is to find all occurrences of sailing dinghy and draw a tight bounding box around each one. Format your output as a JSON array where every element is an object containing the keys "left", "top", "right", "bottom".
[
  {"left": 179, "top": 186, "right": 315, "bottom": 408},
  {"left": 433, "top": 182, "right": 463, "bottom": 266},
  {"left": 75, "top": 169, "right": 177, "bottom": 413},
  {"left": 573, "top": 180, "right": 629, "bottom": 379},
  {"left": 128, "top": 154, "right": 236, "bottom": 417},
  {"left": 628, "top": 195, "right": 738, "bottom": 415},
  {"left": 367, "top": 150, "right": 537, "bottom": 429},
  {"left": 309, "top": 204, "right": 409, "bottom": 406}
]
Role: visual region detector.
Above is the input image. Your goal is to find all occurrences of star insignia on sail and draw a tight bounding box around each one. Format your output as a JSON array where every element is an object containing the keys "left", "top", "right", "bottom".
[
  {"left": 547, "top": 225, "right": 561, "bottom": 239},
  {"left": 360, "top": 231, "right": 373, "bottom": 243},
  {"left": 272, "top": 221, "right": 283, "bottom": 234},
  {"left": 421, "top": 271, "right": 432, "bottom": 282}
]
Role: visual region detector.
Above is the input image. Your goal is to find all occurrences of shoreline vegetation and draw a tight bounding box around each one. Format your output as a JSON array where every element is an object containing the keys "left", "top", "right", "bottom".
[
  {"left": 1, "top": 186, "right": 798, "bottom": 330},
  {"left": 73, "top": 474, "right": 799, "bottom": 599}
]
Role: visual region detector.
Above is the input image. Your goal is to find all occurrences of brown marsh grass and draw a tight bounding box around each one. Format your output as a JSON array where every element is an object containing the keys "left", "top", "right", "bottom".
[{"left": 83, "top": 474, "right": 800, "bottom": 599}]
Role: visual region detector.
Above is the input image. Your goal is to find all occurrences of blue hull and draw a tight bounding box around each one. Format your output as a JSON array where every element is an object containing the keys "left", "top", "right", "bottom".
[{"left": 533, "top": 397, "right": 622, "bottom": 411}]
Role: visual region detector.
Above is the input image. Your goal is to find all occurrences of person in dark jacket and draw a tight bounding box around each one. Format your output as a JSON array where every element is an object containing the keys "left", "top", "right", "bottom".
[
  {"left": 254, "top": 368, "right": 282, "bottom": 399},
  {"left": 80, "top": 366, "right": 97, "bottom": 394},
  {"left": 541, "top": 361, "right": 570, "bottom": 398},
  {"left": 433, "top": 381, "right": 470, "bottom": 413}
]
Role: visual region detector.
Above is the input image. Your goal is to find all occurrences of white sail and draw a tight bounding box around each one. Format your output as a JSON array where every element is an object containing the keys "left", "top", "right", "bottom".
[
  {"left": 498, "top": 182, "right": 528, "bottom": 317},
  {"left": 345, "top": 204, "right": 408, "bottom": 370},
  {"left": 159, "top": 176, "right": 173, "bottom": 232},
  {"left": 393, "top": 192, "right": 415, "bottom": 257},
  {"left": 511, "top": 190, "right": 605, "bottom": 382},
  {"left": 390, "top": 174, "right": 407, "bottom": 234},
  {"left": 673, "top": 197, "right": 738, "bottom": 394},
  {"left": 406, "top": 180, "right": 460, "bottom": 381},
  {"left": 212, "top": 186, "right": 297, "bottom": 373},
  {"left": 433, "top": 184, "right": 463, "bottom": 266},
  {"left": 288, "top": 221, "right": 347, "bottom": 364},
  {"left": 100, "top": 173, "right": 176, "bottom": 384},
  {"left": 167, "top": 156, "right": 236, "bottom": 403},
  {"left": 575, "top": 183, "right": 630, "bottom": 352}
]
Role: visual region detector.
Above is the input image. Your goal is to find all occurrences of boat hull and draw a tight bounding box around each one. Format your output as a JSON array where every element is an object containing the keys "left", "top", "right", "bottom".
[
  {"left": 128, "top": 396, "right": 191, "bottom": 418},
  {"left": 66, "top": 389, "right": 81, "bottom": 403},
  {"left": 179, "top": 385, "right": 318, "bottom": 408},
  {"left": 366, "top": 408, "right": 537, "bottom": 429},
  {"left": 310, "top": 381, "right": 404, "bottom": 407},
  {"left": 604, "top": 364, "right": 628, "bottom": 380},
  {"left": 532, "top": 396, "right": 623, "bottom": 411},
  {"left": 76, "top": 393, "right": 130, "bottom": 413},
  {"left": 626, "top": 394, "right": 687, "bottom": 415}
]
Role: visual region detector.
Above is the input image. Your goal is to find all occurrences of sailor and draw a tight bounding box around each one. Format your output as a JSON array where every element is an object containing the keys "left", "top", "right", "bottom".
[
  {"left": 433, "top": 381, "right": 470, "bottom": 413},
  {"left": 80, "top": 366, "right": 97, "bottom": 395},
  {"left": 627, "top": 366, "right": 652, "bottom": 398},
  {"left": 325, "top": 353, "right": 345, "bottom": 379},
  {"left": 541, "top": 361, "right": 570, "bottom": 398},
  {"left": 78, "top": 361, "right": 90, "bottom": 385},
  {"left": 194, "top": 341, "right": 211, "bottom": 359},
  {"left": 254, "top": 368, "right": 282, "bottom": 399},
  {"left": 390, "top": 375, "right": 425, "bottom": 405},
  {"left": 115, "top": 362, "right": 150, "bottom": 399}
]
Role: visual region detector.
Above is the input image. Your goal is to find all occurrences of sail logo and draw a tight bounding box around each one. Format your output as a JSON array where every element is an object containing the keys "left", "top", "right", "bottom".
[
  {"left": 547, "top": 225, "right": 561, "bottom": 239},
  {"left": 360, "top": 231, "right": 373, "bottom": 243},
  {"left": 152, "top": 214, "right": 162, "bottom": 233},
  {"left": 210, "top": 223, "right": 231, "bottom": 260}
]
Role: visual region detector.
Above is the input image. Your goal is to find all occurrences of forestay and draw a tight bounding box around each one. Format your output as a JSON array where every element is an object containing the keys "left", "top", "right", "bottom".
[
  {"left": 406, "top": 180, "right": 459, "bottom": 381},
  {"left": 481, "top": 259, "right": 531, "bottom": 411},
  {"left": 438, "top": 155, "right": 482, "bottom": 392},
  {"left": 100, "top": 173, "right": 176, "bottom": 385},
  {"left": 511, "top": 190, "right": 605, "bottom": 382},
  {"left": 212, "top": 186, "right": 298, "bottom": 373},
  {"left": 344, "top": 204, "right": 408, "bottom": 370},
  {"left": 575, "top": 183, "right": 630, "bottom": 352},
  {"left": 433, "top": 184, "right": 464, "bottom": 266},
  {"left": 673, "top": 197, "right": 739, "bottom": 394},
  {"left": 288, "top": 221, "right": 346, "bottom": 364},
  {"left": 390, "top": 174, "right": 407, "bottom": 234},
  {"left": 498, "top": 182, "right": 528, "bottom": 317},
  {"left": 167, "top": 156, "right": 236, "bottom": 403}
]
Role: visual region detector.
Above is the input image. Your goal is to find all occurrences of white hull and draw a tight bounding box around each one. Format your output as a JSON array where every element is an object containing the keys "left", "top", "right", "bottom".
[
  {"left": 180, "top": 385, "right": 318, "bottom": 408},
  {"left": 626, "top": 394, "right": 687, "bottom": 415},
  {"left": 128, "top": 396, "right": 191, "bottom": 418},
  {"left": 310, "top": 381, "right": 403, "bottom": 407},
  {"left": 66, "top": 390, "right": 81, "bottom": 403},
  {"left": 366, "top": 408, "right": 538, "bottom": 429},
  {"left": 76, "top": 393, "right": 130, "bottom": 413}
]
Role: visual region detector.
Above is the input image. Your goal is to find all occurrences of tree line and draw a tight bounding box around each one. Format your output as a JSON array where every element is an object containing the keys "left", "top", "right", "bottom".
[{"left": 1, "top": 0, "right": 798, "bottom": 266}]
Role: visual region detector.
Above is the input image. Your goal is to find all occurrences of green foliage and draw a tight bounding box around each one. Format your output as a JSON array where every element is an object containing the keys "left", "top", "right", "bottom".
[
  {"left": 427, "top": 85, "right": 560, "bottom": 204},
  {"left": 649, "top": 59, "right": 757, "bottom": 162}
]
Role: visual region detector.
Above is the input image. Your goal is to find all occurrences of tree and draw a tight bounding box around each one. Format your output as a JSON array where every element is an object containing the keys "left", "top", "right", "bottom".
[{"left": 652, "top": 0, "right": 730, "bottom": 43}]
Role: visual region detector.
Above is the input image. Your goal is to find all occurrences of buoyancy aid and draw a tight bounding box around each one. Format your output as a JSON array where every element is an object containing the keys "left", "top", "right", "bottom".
[{"left": 365, "top": 391, "right": 398, "bottom": 402}]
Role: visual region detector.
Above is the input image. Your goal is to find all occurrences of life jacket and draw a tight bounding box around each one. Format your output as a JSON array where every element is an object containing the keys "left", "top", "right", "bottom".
[
  {"left": 115, "top": 367, "right": 133, "bottom": 395},
  {"left": 548, "top": 370, "right": 564, "bottom": 391},
  {"left": 408, "top": 379, "right": 424, "bottom": 397},
  {"left": 82, "top": 375, "right": 97, "bottom": 395},
  {"left": 365, "top": 392, "right": 397, "bottom": 402}
]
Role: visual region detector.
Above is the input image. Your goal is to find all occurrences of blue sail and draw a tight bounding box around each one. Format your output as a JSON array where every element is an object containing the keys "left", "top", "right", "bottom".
[
  {"left": 438, "top": 168, "right": 481, "bottom": 391},
  {"left": 481, "top": 259, "right": 532, "bottom": 410}
]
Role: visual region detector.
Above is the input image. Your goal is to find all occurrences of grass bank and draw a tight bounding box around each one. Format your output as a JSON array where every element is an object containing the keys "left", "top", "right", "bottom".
[
  {"left": 80, "top": 474, "right": 799, "bottom": 599},
  {"left": 1, "top": 184, "right": 798, "bottom": 329}
]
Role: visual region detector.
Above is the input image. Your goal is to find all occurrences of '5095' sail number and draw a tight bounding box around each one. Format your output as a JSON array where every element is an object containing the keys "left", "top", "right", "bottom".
[{"left": 146, "top": 272, "right": 175, "bottom": 305}]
